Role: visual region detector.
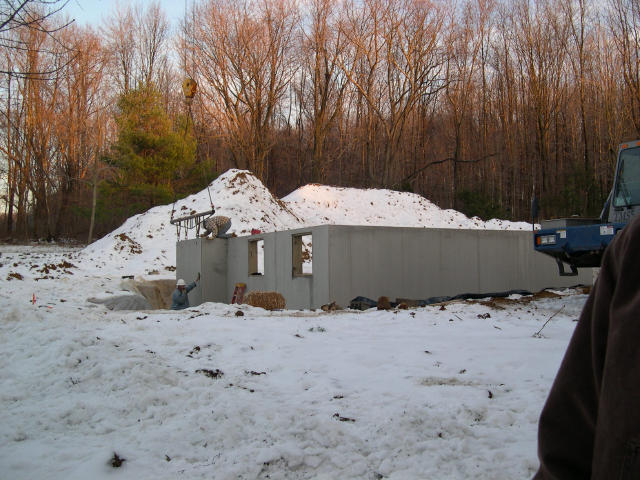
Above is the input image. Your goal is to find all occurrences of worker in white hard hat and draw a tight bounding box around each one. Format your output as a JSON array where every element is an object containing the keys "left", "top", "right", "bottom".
[{"left": 171, "top": 273, "right": 200, "bottom": 310}]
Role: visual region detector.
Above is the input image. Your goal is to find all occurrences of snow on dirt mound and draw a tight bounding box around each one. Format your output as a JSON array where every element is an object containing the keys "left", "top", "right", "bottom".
[
  {"left": 77, "top": 170, "right": 530, "bottom": 276},
  {"left": 283, "top": 184, "right": 531, "bottom": 230},
  {"left": 212, "top": 170, "right": 303, "bottom": 234},
  {"left": 78, "top": 170, "right": 302, "bottom": 275}
]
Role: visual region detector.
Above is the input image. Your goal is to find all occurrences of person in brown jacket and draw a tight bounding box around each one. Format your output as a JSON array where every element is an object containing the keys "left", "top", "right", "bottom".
[{"left": 534, "top": 213, "right": 640, "bottom": 479}]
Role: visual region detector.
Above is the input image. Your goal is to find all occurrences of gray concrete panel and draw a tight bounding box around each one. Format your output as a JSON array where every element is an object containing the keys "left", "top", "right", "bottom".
[
  {"left": 310, "top": 226, "right": 330, "bottom": 309},
  {"left": 439, "top": 229, "right": 480, "bottom": 293},
  {"left": 226, "top": 237, "right": 250, "bottom": 302},
  {"left": 477, "top": 230, "right": 523, "bottom": 291},
  {"left": 179, "top": 224, "right": 592, "bottom": 310},
  {"left": 176, "top": 238, "right": 203, "bottom": 306},
  {"left": 201, "top": 238, "right": 228, "bottom": 303},
  {"left": 274, "top": 228, "right": 313, "bottom": 310},
  {"left": 176, "top": 238, "right": 228, "bottom": 306},
  {"left": 402, "top": 229, "right": 442, "bottom": 298},
  {"left": 326, "top": 225, "right": 591, "bottom": 307}
]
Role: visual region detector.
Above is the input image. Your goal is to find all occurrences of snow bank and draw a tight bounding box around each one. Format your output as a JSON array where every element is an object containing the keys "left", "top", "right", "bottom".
[
  {"left": 76, "top": 169, "right": 531, "bottom": 276},
  {"left": 283, "top": 184, "right": 531, "bottom": 231},
  {"left": 77, "top": 170, "right": 302, "bottom": 275},
  {"left": 0, "top": 169, "right": 582, "bottom": 480},
  {"left": 0, "top": 248, "right": 587, "bottom": 479}
]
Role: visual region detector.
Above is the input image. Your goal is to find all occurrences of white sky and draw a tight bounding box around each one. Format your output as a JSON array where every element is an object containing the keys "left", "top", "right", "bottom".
[{"left": 63, "top": 0, "right": 186, "bottom": 28}]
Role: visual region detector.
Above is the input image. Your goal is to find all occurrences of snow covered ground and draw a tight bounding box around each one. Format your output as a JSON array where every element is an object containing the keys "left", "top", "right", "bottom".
[{"left": 0, "top": 171, "right": 583, "bottom": 479}]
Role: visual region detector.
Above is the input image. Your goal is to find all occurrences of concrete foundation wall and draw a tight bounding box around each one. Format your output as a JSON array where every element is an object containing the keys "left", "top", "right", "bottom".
[
  {"left": 176, "top": 237, "right": 227, "bottom": 306},
  {"left": 176, "top": 225, "right": 592, "bottom": 310},
  {"left": 225, "top": 227, "right": 330, "bottom": 310},
  {"left": 326, "top": 226, "right": 591, "bottom": 307}
]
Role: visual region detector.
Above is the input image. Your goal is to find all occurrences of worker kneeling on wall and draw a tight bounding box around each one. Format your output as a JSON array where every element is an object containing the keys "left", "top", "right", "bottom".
[
  {"left": 171, "top": 274, "right": 199, "bottom": 310},
  {"left": 200, "top": 216, "right": 231, "bottom": 239}
]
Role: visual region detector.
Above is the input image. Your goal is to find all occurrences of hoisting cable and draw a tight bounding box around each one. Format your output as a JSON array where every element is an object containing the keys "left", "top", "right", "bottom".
[
  {"left": 171, "top": 0, "right": 216, "bottom": 240},
  {"left": 184, "top": 0, "right": 214, "bottom": 213}
]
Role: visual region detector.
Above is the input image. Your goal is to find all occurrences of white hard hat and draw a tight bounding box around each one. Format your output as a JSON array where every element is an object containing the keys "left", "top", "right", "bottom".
[{"left": 176, "top": 279, "right": 186, "bottom": 286}]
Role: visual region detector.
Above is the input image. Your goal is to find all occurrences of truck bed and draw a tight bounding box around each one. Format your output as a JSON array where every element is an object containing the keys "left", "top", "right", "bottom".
[{"left": 534, "top": 220, "right": 626, "bottom": 275}]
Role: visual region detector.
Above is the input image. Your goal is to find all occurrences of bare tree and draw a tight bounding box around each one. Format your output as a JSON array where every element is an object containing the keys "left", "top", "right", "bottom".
[
  {"left": 0, "top": 50, "right": 25, "bottom": 234},
  {"left": 508, "top": 0, "right": 570, "bottom": 197},
  {"left": 54, "top": 24, "right": 110, "bottom": 238},
  {"left": 562, "top": 0, "right": 601, "bottom": 212},
  {"left": 191, "top": 0, "right": 299, "bottom": 181},
  {"left": 443, "top": 0, "right": 485, "bottom": 209},
  {"left": 0, "top": 0, "right": 72, "bottom": 77},
  {"left": 9, "top": 22, "right": 63, "bottom": 238},
  {"left": 137, "top": 1, "right": 170, "bottom": 88},
  {"left": 298, "top": 0, "right": 349, "bottom": 182},
  {"left": 0, "top": 0, "right": 67, "bottom": 31},
  {"left": 102, "top": 3, "right": 135, "bottom": 93},
  {"left": 4, "top": 0, "right": 640, "bottom": 237},
  {"left": 609, "top": 0, "right": 640, "bottom": 135},
  {"left": 0, "top": 12, "right": 112, "bottom": 239},
  {"left": 338, "top": 0, "right": 447, "bottom": 187},
  {"left": 0, "top": 1, "right": 75, "bottom": 237}
]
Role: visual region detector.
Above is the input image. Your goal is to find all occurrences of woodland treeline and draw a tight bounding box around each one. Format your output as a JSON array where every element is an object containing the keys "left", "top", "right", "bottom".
[{"left": 2, "top": 0, "right": 640, "bottom": 241}]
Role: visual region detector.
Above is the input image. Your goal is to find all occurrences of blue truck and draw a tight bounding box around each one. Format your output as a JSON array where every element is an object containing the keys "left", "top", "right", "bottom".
[{"left": 534, "top": 140, "right": 640, "bottom": 275}]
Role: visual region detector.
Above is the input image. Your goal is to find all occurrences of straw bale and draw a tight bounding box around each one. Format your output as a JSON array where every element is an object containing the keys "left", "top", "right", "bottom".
[
  {"left": 244, "top": 291, "right": 286, "bottom": 310},
  {"left": 377, "top": 296, "right": 391, "bottom": 310}
]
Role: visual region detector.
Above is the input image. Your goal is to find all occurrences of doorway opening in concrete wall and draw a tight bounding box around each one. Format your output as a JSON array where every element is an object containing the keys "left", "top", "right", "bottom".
[
  {"left": 248, "top": 239, "right": 264, "bottom": 275},
  {"left": 292, "top": 233, "right": 312, "bottom": 276}
]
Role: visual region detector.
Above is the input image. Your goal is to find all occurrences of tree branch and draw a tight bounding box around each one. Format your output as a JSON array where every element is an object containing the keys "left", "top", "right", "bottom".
[{"left": 393, "top": 151, "right": 498, "bottom": 189}]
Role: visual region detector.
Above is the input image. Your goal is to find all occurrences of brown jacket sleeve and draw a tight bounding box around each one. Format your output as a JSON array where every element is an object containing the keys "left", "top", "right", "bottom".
[{"left": 534, "top": 215, "right": 640, "bottom": 479}]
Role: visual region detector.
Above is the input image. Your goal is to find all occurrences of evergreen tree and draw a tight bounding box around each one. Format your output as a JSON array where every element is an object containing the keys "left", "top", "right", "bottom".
[{"left": 107, "top": 86, "right": 196, "bottom": 211}]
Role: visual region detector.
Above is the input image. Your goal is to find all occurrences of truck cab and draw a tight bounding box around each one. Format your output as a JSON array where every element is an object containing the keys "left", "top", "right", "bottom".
[
  {"left": 605, "top": 142, "right": 640, "bottom": 223},
  {"left": 534, "top": 140, "right": 640, "bottom": 275}
]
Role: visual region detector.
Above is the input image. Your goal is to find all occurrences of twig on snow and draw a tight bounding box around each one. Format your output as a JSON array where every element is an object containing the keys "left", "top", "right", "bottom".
[{"left": 533, "top": 305, "right": 565, "bottom": 338}]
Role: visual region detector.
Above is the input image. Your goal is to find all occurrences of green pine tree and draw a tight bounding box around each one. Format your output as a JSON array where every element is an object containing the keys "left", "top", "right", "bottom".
[{"left": 107, "top": 86, "right": 196, "bottom": 211}]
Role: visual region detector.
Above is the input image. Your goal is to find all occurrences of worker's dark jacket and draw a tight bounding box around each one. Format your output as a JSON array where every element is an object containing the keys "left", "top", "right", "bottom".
[
  {"left": 171, "top": 282, "right": 196, "bottom": 310},
  {"left": 534, "top": 214, "right": 640, "bottom": 479}
]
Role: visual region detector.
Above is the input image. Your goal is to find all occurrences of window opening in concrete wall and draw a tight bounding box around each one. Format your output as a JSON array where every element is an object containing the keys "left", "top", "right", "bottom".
[
  {"left": 248, "top": 239, "right": 264, "bottom": 275},
  {"left": 292, "top": 233, "right": 312, "bottom": 276}
]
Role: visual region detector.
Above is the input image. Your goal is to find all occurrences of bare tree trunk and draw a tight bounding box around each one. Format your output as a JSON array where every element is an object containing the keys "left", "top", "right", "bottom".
[
  {"left": 190, "top": 0, "right": 299, "bottom": 182},
  {"left": 338, "top": 0, "right": 446, "bottom": 188},
  {"left": 88, "top": 163, "right": 99, "bottom": 244}
]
